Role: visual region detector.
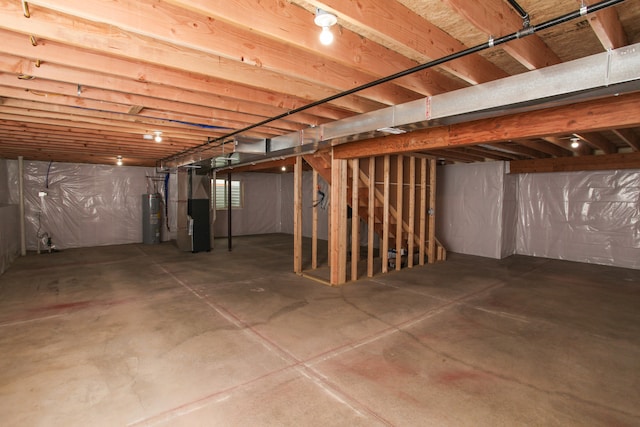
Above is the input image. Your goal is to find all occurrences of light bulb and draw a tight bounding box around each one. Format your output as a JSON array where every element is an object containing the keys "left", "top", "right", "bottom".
[
  {"left": 281, "top": 166, "right": 287, "bottom": 172},
  {"left": 116, "top": 156, "right": 123, "bottom": 166},
  {"left": 154, "top": 134, "right": 162, "bottom": 143},
  {"left": 319, "top": 26, "right": 334, "bottom": 45},
  {"left": 570, "top": 140, "right": 580, "bottom": 148}
]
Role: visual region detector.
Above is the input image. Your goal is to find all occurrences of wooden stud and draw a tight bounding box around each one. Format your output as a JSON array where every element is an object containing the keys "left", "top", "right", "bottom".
[
  {"left": 382, "top": 155, "right": 390, "bottom": 274},
  {"left": 293, "top": 156, "right": 303, "bottom": 274},
  {"left": 327, "top": 198, "right": 331, "bottom": 268},
  {"left": 367, "top": 156, "right": 375, "bottom": 278},
  {"left": 427, "top": 159, "right": 437, "bottom": 264},
  {"left": 351, "top": 158, "right": 360, "bottom": 281},
  {"left": 419, "top": 158, "right": 427, "bottom": 266},
  {"left": 312, "top": 169, "right": 318, "bottom": 270},
  {"left": 330, "top": 154, "right": 347, "bottom": 285},
  {"left": 395, "top": 155, "right": 404, "bottom": 271},
  {"left": 408, "top": 156, "right": 416, "bottom": 268}
]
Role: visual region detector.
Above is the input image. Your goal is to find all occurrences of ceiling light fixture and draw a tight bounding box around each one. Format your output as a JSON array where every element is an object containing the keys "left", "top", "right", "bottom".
[
  {"left": 281, "top": 166, "right": 287, "bottom": 172},
  {"left": 570, "top": 137, "right": 580, "bottom": 149},
  {"left": 314, "top": 8, "right": 337, "bottom": 46},
  {"left": 116, "top": 155, "right": 123, "bottom": 166},
  {"left": 153, "top": 131, "right": 162, "bottom": 143}
]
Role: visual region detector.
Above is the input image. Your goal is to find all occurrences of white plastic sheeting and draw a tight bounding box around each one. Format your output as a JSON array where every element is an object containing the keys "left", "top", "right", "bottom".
[
  {"left": 6, "top": 160, "right": 162, "bottom": 250},
  {"left": 281, "top": 171, "right": 330, "bottom": 240},
  {"left": 437, "top": 162, "right": 507, "bottom": 259},
  {"left": 214, "top": 172, "right": 284, "bottom": 237},
  {"left": 501, "top": 171, "right": 518, "bottom": 258},
  {"left": 516, "top": 170, "right": 640, "bottom": 269}
]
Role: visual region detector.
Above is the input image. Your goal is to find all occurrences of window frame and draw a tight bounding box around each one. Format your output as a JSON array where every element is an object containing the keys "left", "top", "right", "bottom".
[{"left": 213, "top": 178, "right": 243, "bottom": 210}]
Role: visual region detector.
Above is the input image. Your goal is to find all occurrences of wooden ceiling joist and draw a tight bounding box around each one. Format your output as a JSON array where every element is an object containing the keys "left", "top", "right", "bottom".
[{"left": 0, "top": 0, "right": 638, "bottom": 167}]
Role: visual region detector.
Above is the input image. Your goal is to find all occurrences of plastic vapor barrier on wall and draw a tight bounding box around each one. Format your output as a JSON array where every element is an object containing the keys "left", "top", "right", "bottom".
[
  {"left": 517, "top": 170, "right": 640, "bottom": 269},
  {"left": 214, "top": 172, "right": 283, "bottom": 237},
  {"left": 437, "top": 162, "right": 506, "bottom": 259},
  {"left": 7, "top": 160, "right": 160, "bottom": 250}
]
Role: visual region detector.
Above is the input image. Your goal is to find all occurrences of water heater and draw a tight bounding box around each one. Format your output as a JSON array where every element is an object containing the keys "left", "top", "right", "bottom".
[{"left": 142, "top": 193, "right": 162, "bottom": 244}]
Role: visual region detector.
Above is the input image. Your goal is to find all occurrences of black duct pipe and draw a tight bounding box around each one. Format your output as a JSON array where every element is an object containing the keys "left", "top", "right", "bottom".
[{"left": 162, "top": 0, "right": 624, "bottom": 166}]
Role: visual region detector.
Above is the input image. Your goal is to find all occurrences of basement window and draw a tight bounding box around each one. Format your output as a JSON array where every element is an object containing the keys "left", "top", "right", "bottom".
[{"left": 214, "top": 178, "right": 243, "bottom": 210}]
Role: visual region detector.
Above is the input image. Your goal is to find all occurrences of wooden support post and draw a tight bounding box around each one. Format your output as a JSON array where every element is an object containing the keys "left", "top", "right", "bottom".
[
  {"left": 312, "top": 169, "right": 318, "bottom": 270},
  {"left": 327, "top": 201, "right": 331, "bottom": 268},
  {"left": 367, "top": 157, "right": 375, "bottom": 278},
  {"left": 427, "top": 158, "right": 436, "bottom": 264},
  {"left": 294, "top": 156, "right": 303, "bottom": 274},
  {"left": 351, "top": 158, "right": 360, "bottom": 281},
  {"left": 382, "top": 155, "right": 390, "bottom": 274},
  {"left": 330, "top": 154, "right": 347, "bottom": 285},
  {"left": 395, "top": 155, "right": 404, "bottom": 271},
  {"left": 408, "top": 156, "right": 416, "bottom": 268},
  {"left": 419, "top": 158, "right": 427, "bottom": 265}
]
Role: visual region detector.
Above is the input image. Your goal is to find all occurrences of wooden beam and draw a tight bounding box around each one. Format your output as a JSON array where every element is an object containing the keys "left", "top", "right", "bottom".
[
  {"left": 613, "top": 129, "right": 640, "bottom": 152},
  {"left": 312, "top": 169, "right": 318, "bottom": 270},
  {"left": 574, "top": 132, "right": 617, "bottom": 154},
  {"left": 489, "top": 142, "right": 550, "bottom": 159},
  {"left": 219, "top": 157, "right": 296, "bottom": 174},
  {"left": 419, "top": 158, "right": 427, "bottom": 266},
  {"left": 395, "top": 155, "right": 404, "bottom": 271},
  {"left": 367, "top": 157, "right": 375, "bottom": 278},
  {"left": 407, "top": 156, "right": 416, "bottom": 269},
  {"left": 382, "top": 155, "right": 390, "bottom": 274},
  {"left": 334, "top": 92, "right": 640, "bottom": 159},
  {"left": 0, "top": 40, "right": 343, "bottom": 123},
  {"left": 163, "top": 0, "right": 463, "bottom": 96},
  {"left": 581, "top": 0, "right": 628, "bottom": 50},
  {"left": 330, "top": 154, "right": 347, "bottom": 285},
  {"left": 443, "top": 0, "right": 561, "bottom": 70},
  {"left": 516, "top": 139, "right": 572, "bottom": 157},
  {"left": 427, "top": 159, "right": 437, "bottom": 264},
  {"left": 51, "top": 0, "right": 428, "bottom": 108},
  {"left": 351, "top": 158, "right": 360, "bottom": 281},
  {"left": 509, "top": 152, "right": 640, "bottom": 173},
  {"left": 0, "top": 2, "right": 379, "bottom": 114},
  {"left": 304, "top": 0, "right": 507, "bottom": 85},
  {"left": 465, "top": 146, "right": 525, "bottom": 161},
  {"left": 543, "top": 136, "right": 593, "bottom": 156},
  {"left": 293, "top": 156, "right": 303, "bottom": 274}
]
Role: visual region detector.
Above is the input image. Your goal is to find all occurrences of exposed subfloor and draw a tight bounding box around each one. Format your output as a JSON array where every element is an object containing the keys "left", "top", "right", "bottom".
[{"left": 1, "top": 234, "right": 639, "bottom": 426}]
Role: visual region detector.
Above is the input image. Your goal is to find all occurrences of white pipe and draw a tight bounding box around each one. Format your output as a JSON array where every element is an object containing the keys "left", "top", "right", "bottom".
[{"left": 18, "top": 156, "right": 26, "bottom": 256}]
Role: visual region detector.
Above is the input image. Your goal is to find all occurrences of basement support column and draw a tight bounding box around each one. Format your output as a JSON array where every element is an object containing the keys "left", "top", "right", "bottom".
[
  {"left": 408, "top": 156, "right": 416, "bottom": 268},
  {"left": 395, "top": 155, "right": 404, "bottom": 271},
  {"left": 18, "top": 156, "right": 26, "bottom": 256},
  {"left": 293, "top": 156, "right": 303, "bottom": 274},
  {"left": 427, "top": 159, "right": 436, "bottom": 263},
  {"left": 227, "top": 172, "right": 232, "bottom": 252},
  {"left": 367, "top": 157, "right": 375, "bottom": 278},
  {"left": 312, "top": 169, "right": 318, "bottom": 270},
  {"left": 330, "top": 152, "right": 347, "bottom": 285},
  {"left": 419, "top": 159, "right": 427, "bottom": 265},
  {"left": 382, "top": 155, "right": 390, "bottom": 274},
  {"left": 351, "top": 158, "right": 359, "bottom": 281}
]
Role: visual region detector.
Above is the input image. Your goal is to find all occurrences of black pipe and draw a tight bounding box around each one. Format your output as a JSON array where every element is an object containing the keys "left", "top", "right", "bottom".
[
  {"left": 162, "top": 0, "right": 624, "bottom": 165},
  {"left": 227, "top": 172, "right": 232, "bottom": 251},
  {"left": 507, "top": 0, "right": 529, "bottom": 24}
]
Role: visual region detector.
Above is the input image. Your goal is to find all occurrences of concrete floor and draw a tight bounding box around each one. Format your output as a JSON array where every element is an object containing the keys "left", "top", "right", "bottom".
[{"left": 0, "top": 234, "right": 639, "bottom": 426}]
